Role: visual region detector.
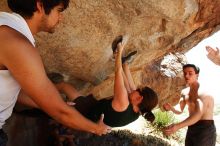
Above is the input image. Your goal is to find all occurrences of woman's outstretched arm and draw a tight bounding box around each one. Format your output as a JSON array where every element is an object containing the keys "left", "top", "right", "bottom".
[
  {"left": 122, "top": 69, "right": 132, "bottom": 93},
  {"left": 122, "top": 63, "right": 136, "bottom": 91},
  {"left": 112, "top": 43, "right": 129, "bottom": 112}
]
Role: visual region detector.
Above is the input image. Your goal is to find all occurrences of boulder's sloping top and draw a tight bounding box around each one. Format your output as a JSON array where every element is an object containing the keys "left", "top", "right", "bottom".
[{"left": 1, "top": 0, "right": 220, "bottom": 103}]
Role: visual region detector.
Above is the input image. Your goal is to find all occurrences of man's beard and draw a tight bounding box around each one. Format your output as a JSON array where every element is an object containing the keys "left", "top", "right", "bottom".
[
  {"left": 40, "top": 16, "right": 56, "bottom": 33},
  {"left": 47, "top": 27, "right": 55, "bottom": 33}
]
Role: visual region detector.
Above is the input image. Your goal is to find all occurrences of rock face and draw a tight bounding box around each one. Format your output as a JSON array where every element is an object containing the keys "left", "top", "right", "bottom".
[{"left": 1, "top": 0, "right": 220, "bottom": 103}]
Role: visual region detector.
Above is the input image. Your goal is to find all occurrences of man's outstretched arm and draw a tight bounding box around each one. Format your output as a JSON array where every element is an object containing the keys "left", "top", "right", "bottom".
[
  {"left": 1, "top": 27, "right": 110, "bottom": 135},
  {"left": 163, "top": 99, "right": 203, "bottom": 135},
  {"left": 163, "top": 98, "right": 186, "bottom": 114}
]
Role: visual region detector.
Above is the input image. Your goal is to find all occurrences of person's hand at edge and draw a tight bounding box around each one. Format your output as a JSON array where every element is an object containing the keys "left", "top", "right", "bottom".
[
  {"left": 206, "top": 46, "right": 220, "bottom": 65},
  {"left": 94, "top": 114, "right": 111, "bottom": 136}
]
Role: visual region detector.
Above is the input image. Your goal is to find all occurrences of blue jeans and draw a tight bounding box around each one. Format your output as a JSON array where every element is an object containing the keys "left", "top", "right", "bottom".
[{"left": 0, "top": 129, "right": 8, "bottom": 146}]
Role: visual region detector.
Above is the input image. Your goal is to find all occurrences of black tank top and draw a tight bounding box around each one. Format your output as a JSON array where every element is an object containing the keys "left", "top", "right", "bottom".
[{"left": 88, "top": 99, "right": 139, "bottom": 127}]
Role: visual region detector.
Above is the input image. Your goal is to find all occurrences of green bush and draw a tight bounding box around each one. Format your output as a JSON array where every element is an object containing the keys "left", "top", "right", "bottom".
[
  {"left": 154, "top": 109, "right": 176, "bottom": 129},
  {"left": 148, "top": 109, "right": 184, "bottom": 143}
]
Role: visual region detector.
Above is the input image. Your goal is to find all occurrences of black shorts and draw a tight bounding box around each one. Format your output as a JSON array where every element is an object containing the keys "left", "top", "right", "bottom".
[{"left": 185, "top": 120, "right": 216, "bottom": 146}]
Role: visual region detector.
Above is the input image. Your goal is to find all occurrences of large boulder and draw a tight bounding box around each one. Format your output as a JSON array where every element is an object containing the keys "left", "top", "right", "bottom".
[{"left": 1, "top": 0, "right": 220, "bottom": 103}]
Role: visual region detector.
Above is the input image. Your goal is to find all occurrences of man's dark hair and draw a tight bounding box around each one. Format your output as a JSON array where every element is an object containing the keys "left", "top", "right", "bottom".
[
  {"left": 183, "top": 64, "right": 200, "bottom": 74},
  {"left": 7, "top": 0, "right": 69, "bottom": 18}
]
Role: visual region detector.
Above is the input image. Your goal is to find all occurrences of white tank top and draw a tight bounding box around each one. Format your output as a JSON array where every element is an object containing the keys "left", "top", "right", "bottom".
[
  {"left": 0, "top": 70, "right": 20, "bottom": 128},
  {"left": 0, "top": 12, "right": 35, "bottom": 128}
]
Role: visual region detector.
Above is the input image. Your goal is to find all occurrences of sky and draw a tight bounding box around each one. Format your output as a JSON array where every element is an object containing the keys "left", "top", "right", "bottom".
[{"left": 185, "top": 30, "right": 220, "bottom": 104}]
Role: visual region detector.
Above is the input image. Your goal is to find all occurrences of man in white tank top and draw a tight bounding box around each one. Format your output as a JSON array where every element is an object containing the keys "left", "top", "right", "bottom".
[{"left": 0, "top": 0, "right": 110, "bottom": 145}]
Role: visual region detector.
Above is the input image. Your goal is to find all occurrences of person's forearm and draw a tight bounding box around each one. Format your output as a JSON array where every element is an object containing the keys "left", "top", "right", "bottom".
[
  {"left": 54, "top": 105, "right": 100, "bottom": 133},
  {"left": 175, "top": 111, "right": 202, "bottom": 130},
  {"left": 170, "top": 106, "right": 182, "bottom": 114},
  {"left": 122, "top": 63, "right": 136, "bottom": 91},
  {"left": 122, "top": 70, "right": 131, "bottom": 93},
  {"left": 17, "top": 90, "right": 39, "bottom": 108},
  {"left": 115, "top": 49, "right": 123, "bottom": 72},
  {"left": 114, "top": 45, "right": 124, "bottom": 94}
]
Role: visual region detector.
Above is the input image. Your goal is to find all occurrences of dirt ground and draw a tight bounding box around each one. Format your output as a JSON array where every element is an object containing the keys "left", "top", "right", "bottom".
[{"left": 67, "top": 130, "right": 174, "bottom": 146}]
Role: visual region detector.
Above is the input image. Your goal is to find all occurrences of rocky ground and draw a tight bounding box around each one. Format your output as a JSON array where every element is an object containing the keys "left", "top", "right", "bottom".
[
  {"left": 54, "top": 116, "right": 181, "bottom": 146},
  {"left": 70, "top": 130, "right": 175, "bottom": 146}
]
